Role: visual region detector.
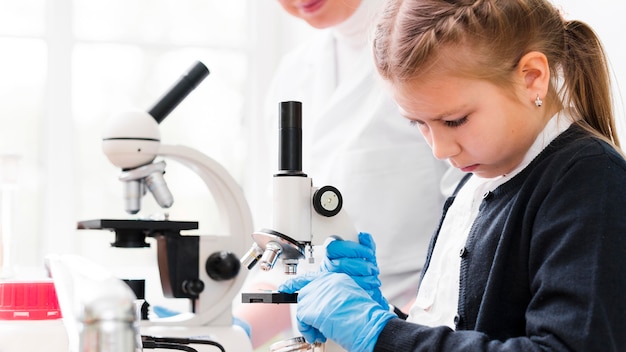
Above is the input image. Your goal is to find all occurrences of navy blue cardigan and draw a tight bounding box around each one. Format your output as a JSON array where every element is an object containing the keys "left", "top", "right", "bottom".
[{"left": 374, "top": 125, "right": 626, "bottom": 351}]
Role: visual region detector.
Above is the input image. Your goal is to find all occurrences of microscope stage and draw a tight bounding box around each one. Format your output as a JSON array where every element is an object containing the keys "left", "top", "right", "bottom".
[{"left": 78, "top": 219, "right": 199, "bottom": 231}]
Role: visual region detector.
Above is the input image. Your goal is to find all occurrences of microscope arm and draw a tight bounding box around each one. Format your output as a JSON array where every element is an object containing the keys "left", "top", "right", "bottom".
[
  {"left": 157, "top": 144, "right": 252, "bottom": 243},
  {"left": 149, "top": 143, "right": 253, "bottom": 327}
]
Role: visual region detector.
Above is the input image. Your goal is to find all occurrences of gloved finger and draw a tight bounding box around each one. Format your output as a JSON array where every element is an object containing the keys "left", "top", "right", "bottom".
[
  {"left": 357, "top": 232, "right": 376, "bottom": 252},
  {"left": 322, "top": 257, "right": 379, "bottom": 276},
  {"left": 321, "top": 258, "right": 380, "bottom": 291},
  {"left": 277, "top": 271, "right": 319, "bottom": 293},
  {"left": 326, "top": 238, "right": 376, "bottom": 260},
  {"left": 351, "top": 275, "right": 382, "bottom": 291},
  {"left": 298, "top": 321, "right": 327, "bottom": 344}
]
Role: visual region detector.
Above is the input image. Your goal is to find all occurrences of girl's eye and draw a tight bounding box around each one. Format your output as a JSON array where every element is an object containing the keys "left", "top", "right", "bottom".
[
  {"left": 444, "top": 116, "right": 468, "bottom": 128},
  {"left": 409, "top": 120, "right": 425, "bottom": 127}
]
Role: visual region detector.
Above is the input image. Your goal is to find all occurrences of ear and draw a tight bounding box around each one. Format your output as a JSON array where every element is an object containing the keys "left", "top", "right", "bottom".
[{"left": 516, "top": 51, "right": 550, "bottom": 104}]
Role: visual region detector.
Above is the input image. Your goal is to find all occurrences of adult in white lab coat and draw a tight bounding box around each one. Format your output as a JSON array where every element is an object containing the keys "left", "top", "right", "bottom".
[{"left": 237, "top": 0, "right": 452, "bottom": 349}]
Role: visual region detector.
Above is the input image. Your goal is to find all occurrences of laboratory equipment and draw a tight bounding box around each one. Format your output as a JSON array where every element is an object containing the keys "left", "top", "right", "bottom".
[
  {"left": 46, "top": 254, "right": 139, "bottom": 352},
  {"left": 240, "top": 100, "right": 358, "bottom": 276},
  {"left": 241, "top": 291, "right": 298, "bottom": 304},
  {"left": 77, "top": 61, "right": 254, "bottom": 352},
  {"left": 269, "top": 336, "right": 325, "bottom": 352},
  {"left": 0, "top": 279, "right": 67, "bottom": 352},
  {"left": 240, "top": 101, "right": 358, "bottom": 351}
]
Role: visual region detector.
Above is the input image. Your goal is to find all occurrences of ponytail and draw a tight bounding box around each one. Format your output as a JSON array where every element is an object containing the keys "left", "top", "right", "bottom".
[{"left": 562, "top": 20, "right": 619, "bottom": 147}]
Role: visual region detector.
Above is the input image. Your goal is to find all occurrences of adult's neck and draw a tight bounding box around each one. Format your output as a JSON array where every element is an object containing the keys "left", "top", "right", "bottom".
[{"left": 331, "top": 0, "right": 378, "bottom": 49}]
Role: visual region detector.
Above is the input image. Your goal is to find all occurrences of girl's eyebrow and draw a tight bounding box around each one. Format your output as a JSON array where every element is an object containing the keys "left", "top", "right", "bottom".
[
  {"left": 397, "top": 105, "right": 461, "bottom": 122},
  {"left": 431, "top": 110, "right": 460, "bottom": 121}
]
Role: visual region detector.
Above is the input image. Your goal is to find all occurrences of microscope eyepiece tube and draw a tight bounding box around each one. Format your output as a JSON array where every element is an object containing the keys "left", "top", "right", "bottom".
[
  {"left": 148, "top": 61, "right": 210, "bottom": 124},
  {"left": 277, "top": 101, "right": 305, "bottom": 175}
]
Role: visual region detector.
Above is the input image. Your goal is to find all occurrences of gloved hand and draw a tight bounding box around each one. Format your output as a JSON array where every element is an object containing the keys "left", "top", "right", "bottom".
[
  {"left": 321, "top": 232, "right": 389, "bottom": 310},
  {"left": 279, "top": 271, "right": 396, "bottom": 352},
  {"left": 232, "top": 316, "right": 252, "bottom": 338}
]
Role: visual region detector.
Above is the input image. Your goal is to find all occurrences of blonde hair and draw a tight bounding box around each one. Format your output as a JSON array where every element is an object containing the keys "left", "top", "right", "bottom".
[{"left": 373, "top": 0, "right": 620, "bottom": 147}]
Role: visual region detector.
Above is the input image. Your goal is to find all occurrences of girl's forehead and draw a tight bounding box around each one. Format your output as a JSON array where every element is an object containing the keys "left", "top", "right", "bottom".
[
  {"left": 391, "top": 74, "right": 467, "bottom": 103},
  {"left": 391, "top": 81, "right": 461, "bottom": 120},
  {"left": 390, "top": 74, "right": 501, "bottom": 120}
]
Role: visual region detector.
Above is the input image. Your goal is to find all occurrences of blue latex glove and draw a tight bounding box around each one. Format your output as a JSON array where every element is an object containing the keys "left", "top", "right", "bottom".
[
  {"left": 321, "top": 232, "right": 389, "bottom": 310},
  {"left": 232, "top": 316, "right": 252, "bottom": 338},
  {"left": 152, "top": 305, "right": 180, "bottom": 318},
  {"left": 279, "top": 272, "right": 396, "bottom": 351}
]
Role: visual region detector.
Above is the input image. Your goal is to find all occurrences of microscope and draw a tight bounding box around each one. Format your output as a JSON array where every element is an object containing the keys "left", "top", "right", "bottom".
[
  {"left": 241, "top": 101, "right": 358, "bottom": 304},
  {"left": 75, "top": 61, "right": 254, "bottom": 352}
]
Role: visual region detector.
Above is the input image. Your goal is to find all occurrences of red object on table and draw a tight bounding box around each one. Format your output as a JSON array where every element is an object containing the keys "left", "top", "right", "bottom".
[{"left": 0, "top": 280, "right": 62, "bottom": 320}]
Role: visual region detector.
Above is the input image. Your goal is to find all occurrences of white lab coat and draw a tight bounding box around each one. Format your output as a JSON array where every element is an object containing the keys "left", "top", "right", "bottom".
[{"left": 241, "top": 2, "right": 451, "bottom": 350}]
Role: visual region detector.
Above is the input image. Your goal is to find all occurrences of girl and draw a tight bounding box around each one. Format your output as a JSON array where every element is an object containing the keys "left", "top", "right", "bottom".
[{"left": 279, "top": 0, "right": 626, "bottom": 351}]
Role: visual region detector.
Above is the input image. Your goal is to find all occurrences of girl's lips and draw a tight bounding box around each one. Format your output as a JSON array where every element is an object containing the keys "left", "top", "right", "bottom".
[
  {"left": 300, "top": 0, "right": 325, "bottom": 13},
  {"left": 460, "top": 164, "right": 479, "bottom": 173}
]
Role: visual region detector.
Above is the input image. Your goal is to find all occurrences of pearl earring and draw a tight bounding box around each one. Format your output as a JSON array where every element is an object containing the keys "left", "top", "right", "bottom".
[{"left": 535, "top": 94, "right": 543, "bottom": 107}]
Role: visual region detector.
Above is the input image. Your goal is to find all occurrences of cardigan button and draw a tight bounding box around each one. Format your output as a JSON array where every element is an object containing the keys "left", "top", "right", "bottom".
[
  {"left": 482, "top": 191, "right": 492, "bottom": 199},
  {"left": 454, "top": 315, "right": 461, "bottom": 326},
  {"left": 459, "top": 247, "right": 468, "bottom": 257}
]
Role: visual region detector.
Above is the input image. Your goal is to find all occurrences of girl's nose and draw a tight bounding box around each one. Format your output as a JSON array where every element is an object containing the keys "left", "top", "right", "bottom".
[{"left": 429, "top": 131, "right": 460, "bottom": 161}]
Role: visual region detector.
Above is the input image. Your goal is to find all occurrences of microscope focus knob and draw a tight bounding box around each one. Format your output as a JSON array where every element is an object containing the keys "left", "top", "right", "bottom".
[
  {"left": 312, "top": 185, "right": 343, "bottom": 217},
  {"left": 182, "top": 279, "right": 205, "bottom": 297},
  {"left": 205, "top": 251, "right": 241, "bottom": 281}
]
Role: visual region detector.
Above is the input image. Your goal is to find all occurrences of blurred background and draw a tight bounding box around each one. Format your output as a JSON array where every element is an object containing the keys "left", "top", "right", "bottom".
[
  {"left": 0, "top": 0, "right": 312, "bottom": 275},
  {"left": 0, "top": 0, "right": 623, "bottom": 305}
]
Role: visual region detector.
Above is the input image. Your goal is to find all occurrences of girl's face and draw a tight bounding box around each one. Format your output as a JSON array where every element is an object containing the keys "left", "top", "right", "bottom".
[
  {"left": 391, "top": 73, "right": 545, "bottom": 178},
  {"left": 277, "top": 0, "right": 361, "bottom": 28}
]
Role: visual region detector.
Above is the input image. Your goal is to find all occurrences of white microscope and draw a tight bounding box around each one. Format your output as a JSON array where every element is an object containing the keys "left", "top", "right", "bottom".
[
  {"left": 241, "top": 101, "right": 358, "bottom": 305},
  {"left": 75, "top": 61, "right": 254, "bottom": 352}
]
